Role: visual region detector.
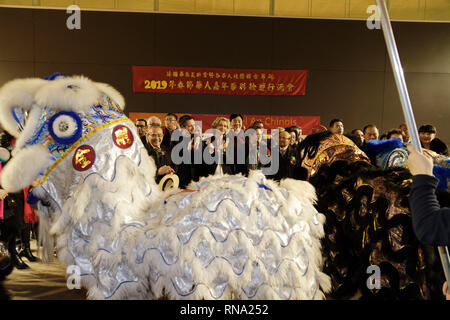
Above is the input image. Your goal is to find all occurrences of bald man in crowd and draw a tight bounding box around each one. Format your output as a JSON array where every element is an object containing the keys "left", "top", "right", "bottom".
[
  {"left": 267, "top": 130, "right": 304, "bottom": 182},
  {"left": 146, "top": 126, "right": 175, "bottom": 184}
]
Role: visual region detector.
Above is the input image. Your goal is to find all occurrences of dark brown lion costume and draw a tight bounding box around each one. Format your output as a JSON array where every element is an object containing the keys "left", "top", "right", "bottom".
[{"left": 299, "top": 131, "right": 445, "bottom": 300}]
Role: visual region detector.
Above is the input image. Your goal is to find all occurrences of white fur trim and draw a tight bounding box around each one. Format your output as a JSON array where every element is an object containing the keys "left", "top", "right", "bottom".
[
  {"left": 35, "top": 75, "right": 101, "bottom": 112},
  {"left": 13, "top": 105, "right": 44, "bottom": 154},
  {"left": 94, "top": 82, "right": 125, "bottom": 110},
  {"left": 0, "top": 144, "right": 52, "bottom": 192},
  {"left": 0, "top": 78, "right": 48, "bottom": 137}
]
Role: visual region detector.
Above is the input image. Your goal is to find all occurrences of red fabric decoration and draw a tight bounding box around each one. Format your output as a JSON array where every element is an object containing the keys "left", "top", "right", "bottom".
[{"left": 23, "top": 187, "right": 38, "bottom": 224}]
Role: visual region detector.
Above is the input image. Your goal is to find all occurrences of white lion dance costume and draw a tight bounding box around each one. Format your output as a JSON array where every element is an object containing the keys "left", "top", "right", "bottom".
[{"left": 0, "top": 75, "right": 330, "bottom": 300}]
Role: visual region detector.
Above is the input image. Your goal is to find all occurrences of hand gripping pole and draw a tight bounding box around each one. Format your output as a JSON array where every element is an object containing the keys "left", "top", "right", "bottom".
[{"left": 376, "top": 0, "right": 450, "bottom": 290}]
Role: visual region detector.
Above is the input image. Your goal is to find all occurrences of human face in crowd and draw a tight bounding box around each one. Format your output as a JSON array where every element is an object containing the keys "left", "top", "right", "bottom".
[
  {"left": 364, "top": 126, "right": 379, "bottom": 142},
  {"left": 289, "top": 132, "right": 296, "bottom": 146},
  {"left": 254, "top": 122, "right": 264, "bottom": 131},
  {"left": 182, "top": 119, "right": 196, "bottom": 135},
  {"left": 399, "top": 124, "right": 410, "bottom": 141},
  {"left": 215, "top": 120, "right": 229, "bottom": 135},
  {"left": 419, "top": 131, "right": 436, "bottom": 147},
  {"left": 296, "top": 128, "right": 302, "bottom": 142},
  {"left": 148, "top": 127, "right": 163, "bottom": 148},
  {"left": 148, "top": 117, "right": 162, "bottom": 127},
  {"left": 390, "top": 133, "right": 403, "bottom": 142},
  {"left": 255, "top": 128, "right": 263, "bottom": 142},
  {"left": 135, "top": 120, "right": 147, "bottom": 137},
  {"left": 165, "top": 115, "right": 178, "bottom": 132},
  {"left": 330, "top": 121, "right": 344, "bottom": 135},
  {"left": 353, "top": 129, "right": 364, "bottom": 141},
  {"left": 231, "top": 116, "right": 243, "bottom": 132},
  {"left": 279, "top": 131, "right": 291, "bottom": 149}
]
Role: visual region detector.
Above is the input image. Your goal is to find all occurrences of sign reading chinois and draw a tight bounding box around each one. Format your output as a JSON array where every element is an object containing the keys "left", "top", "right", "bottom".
[{"left": 132, "top": 66, "right": 308, "bottom": 96}]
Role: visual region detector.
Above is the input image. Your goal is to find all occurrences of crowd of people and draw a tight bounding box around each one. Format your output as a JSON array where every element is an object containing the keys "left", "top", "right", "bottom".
[
  {"left": 0, "top": 111, "right": 448, "bottom": 300},
  {"left": 136, "top": 114, "right": 449, "bottom": 189},
  {"left": 137, "top": 115, "right": 449, "bottom": 301},
  {"left": 136, "top": 113, "right": 308, "bottom": 188}
]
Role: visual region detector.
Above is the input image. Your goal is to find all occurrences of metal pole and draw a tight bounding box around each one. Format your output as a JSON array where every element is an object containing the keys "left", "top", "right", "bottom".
[{"left": 376, "top": 0, "right": 450, "bottom": 290}]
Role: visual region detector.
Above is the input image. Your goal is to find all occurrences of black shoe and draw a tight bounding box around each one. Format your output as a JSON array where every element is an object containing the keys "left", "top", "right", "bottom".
[
  {"left": 11, "top": 254, "right": 29, "bottom": 269},
  {"left": 19, "top": 247, "right": 37, "bottom": 262}
]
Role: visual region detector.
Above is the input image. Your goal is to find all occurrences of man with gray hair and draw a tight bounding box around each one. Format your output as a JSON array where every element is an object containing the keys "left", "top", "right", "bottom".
[{"left": 147, "top": 116, "right": 162, "bottom": 127}]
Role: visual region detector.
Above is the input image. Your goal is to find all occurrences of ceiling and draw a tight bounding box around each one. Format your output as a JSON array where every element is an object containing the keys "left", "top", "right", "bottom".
[{"left": 0, "top": 0, "right": 449, "bottom": 22}]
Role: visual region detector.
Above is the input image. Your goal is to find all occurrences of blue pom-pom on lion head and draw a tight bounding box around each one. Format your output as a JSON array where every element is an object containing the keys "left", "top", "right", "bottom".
[
  {"left": 433, "top": 165, "right": 450, "bottom": 190},
  {"left": 365, "top": 138, "right": 407, "bottom": 169}
]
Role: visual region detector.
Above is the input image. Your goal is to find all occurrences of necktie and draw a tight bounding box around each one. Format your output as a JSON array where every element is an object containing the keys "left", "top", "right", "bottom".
[{"left": 155, "top": 148, "right": 161, "bottom": 161}]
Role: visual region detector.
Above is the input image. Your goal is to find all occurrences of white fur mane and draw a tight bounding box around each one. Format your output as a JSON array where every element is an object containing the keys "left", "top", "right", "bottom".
[{"left": 0, "top": 75, "right": 125, "bottom": 138}]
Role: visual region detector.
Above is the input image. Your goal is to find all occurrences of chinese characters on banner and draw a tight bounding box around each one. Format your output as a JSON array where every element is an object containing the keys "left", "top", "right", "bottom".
[
  {"left": 132, "top": 66, "right": 309, "bottom": 96},
  {"left": 129, "top": 112, "right": 320, "bottom": 135}
]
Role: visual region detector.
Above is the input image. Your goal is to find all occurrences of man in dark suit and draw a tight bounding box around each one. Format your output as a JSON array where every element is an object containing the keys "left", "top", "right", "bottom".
[
  {"left": 135, "top": 118, "right": 148, "bottom": 146},
  {"left": 171, "top": 115, "right": 202, "bottom": 189},
  {"left": 146, "top": 126, "right": 175, "bottom": 184},
  {"left": 162, "top": 113, "right": 179, "bottom": 150},
  {"left": 268, "top": 130, "right": 303, "bottom": 181}
]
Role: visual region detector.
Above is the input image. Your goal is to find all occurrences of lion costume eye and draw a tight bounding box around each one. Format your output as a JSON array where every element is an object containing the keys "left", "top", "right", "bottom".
[{"left": 48, "top": 111, "right": 83, "bottom": 144}]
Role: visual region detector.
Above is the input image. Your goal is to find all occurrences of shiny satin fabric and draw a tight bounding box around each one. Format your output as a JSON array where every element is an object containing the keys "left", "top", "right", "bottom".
[
  {"left": 41, "top": 120, "right": 145, "bottom": 210},
  {"left": 302, "top": 134, "right": 370, "bottom": 177}
]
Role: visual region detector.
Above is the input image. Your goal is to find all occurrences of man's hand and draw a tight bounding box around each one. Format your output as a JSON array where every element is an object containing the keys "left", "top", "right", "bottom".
[
  {"left": 157, "top": 165, "right": 175, "bottom": 176},
  {"left": 407, "top": 145, "right": 434, "bottom": 176},
  {"left": 0, "top": 189, "right": 8, "bottom": 200}
]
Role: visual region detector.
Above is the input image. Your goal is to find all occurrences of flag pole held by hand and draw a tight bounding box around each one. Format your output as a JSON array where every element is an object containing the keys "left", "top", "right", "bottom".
[{"left": 376, "top": 0, "right": 450, "bottom": 288}]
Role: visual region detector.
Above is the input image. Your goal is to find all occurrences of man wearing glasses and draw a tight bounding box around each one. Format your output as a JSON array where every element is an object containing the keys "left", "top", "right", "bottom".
[{"left": 135, "top": 118, "right": 148, "bottom": 146}]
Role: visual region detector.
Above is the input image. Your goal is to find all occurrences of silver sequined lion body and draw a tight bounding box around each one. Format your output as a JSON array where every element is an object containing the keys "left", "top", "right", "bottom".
[{"left": 0, "top": 75, "right": 330, "bottom": 299}]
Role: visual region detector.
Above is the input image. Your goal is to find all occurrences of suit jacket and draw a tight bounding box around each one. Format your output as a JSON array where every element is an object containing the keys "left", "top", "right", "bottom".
[
  {"left": 171, "top": 132, "right": 201, "bottom": 189},
  {"left": 146, "top": 144, "right": 175, "bottom": 184},
  {"left": 161, "top": 127, "right": 175, "bottom": 151},
  {"left": 268, "top": 145, "right": 303, "bottom": 181},
  {"left": 227, "top": 130, "right": 247, "bottom": 176}
]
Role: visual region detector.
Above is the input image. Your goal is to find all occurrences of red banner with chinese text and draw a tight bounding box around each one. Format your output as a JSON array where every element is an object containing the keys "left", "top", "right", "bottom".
[
  {"left": 132, "top": 66, "right": 308, "bottom": 96},
  {"left": 129, "top": 112, "right": 320, "bottom": 135}
]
